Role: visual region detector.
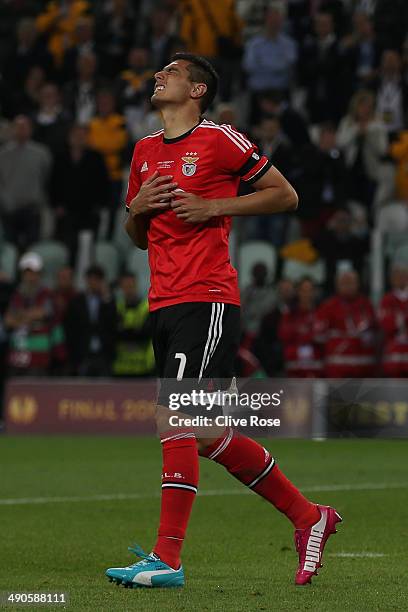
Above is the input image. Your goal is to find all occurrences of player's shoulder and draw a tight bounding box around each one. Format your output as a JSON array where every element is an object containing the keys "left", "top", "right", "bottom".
[
  {"left": 198, "top": 119, "right": 253, "bottom": 150},
  {"left": 135, "top": 129, "right": 164, "bottom": 150}
]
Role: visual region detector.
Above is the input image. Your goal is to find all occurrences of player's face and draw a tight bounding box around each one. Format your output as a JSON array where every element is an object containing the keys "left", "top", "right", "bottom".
[{"left": 152, "top": 60, "right": 197, "bottom": 108}]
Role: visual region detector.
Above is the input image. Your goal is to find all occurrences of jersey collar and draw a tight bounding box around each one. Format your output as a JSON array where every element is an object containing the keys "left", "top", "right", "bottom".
[{"left": 162, "top": 119, "right": 203, "bottom": 144}]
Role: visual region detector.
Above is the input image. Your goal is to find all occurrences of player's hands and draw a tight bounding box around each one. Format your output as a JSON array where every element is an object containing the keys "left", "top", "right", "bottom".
[
  {"left": 170, "top": 191, "right": 219, "bottom": 223},
  {"left": 129, "top": 170, "right": 178, "bottom": 217}
]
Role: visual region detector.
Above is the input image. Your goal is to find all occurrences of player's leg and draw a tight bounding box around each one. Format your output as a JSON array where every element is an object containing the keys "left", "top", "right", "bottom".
[
  {"left": 149, "top": 303, "right": 227, "bottom": 573},
  {"left": 195, "top": 306, "right": 342, "bottom": 585},
  {"left": 105, "top": 308, "right": 189, "bottom": 588}
]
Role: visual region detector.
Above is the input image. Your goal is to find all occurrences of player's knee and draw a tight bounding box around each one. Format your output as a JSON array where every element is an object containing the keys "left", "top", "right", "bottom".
[
  {"left": 196, "top": 437, "right": 213, "bottom": 455},
  {"left": 155, "top": 406, "right": 171, "bottom": 433}
]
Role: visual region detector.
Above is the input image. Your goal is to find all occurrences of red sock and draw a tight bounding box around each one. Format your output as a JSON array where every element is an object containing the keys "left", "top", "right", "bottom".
[
  {"left": 153, "top": 432, "right": 199, "bottom": 569},
  {"left": 201, "top": 428, "right": 319, "bottom": 529}
]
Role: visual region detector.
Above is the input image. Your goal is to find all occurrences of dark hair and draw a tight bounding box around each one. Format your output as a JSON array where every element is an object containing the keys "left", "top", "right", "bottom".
[
  {"left": 86, "top": 264, "right": 105, "bottom": 278},
  {"left": 120, "top": 270, "right": 136, "bottom": 280},
  {"left": 170, "top": 52, "right": 218, "bottom": 112},
  {"left": 297, "top": 276, "right": 315, "bottom": 287}
]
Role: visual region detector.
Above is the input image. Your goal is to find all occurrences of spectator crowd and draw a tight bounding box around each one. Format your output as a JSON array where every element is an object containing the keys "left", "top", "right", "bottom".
[{"left": 0, "top": 0, "right": 407, "bottom": 388}]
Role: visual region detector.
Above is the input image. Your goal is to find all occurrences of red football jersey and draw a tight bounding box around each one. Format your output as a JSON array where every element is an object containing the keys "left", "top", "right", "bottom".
[{"left": 125, "top": 119, "right": 272, "bottom": 311}]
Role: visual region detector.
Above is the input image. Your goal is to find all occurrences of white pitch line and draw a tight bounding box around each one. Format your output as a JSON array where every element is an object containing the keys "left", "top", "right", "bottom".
[
  {"left": 328, "top": 553, "right": 386, "bottom": 558},
  {"left": 0, "top": 482, "right": 406, "bottom": 507}
]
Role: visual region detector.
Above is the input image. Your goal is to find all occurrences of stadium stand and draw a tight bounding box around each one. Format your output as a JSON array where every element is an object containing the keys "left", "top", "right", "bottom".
[{"left": 0, "top": 0, "right": 407, "bottom": 381}]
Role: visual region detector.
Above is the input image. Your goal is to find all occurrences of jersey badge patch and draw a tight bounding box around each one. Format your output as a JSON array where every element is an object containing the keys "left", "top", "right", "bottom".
[
  {"left": 141, "top": 161, "right": 148, "bottom": 172},
  {"left": 181, "top": 153, "right": 199, "bottom": 176}
]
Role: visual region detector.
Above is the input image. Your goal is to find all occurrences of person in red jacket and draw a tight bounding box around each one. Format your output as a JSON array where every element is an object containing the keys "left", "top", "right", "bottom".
[
  {"left": 278, "top": 277, "right": 323, "bottom": 377},
  {"left": 4, "top": 252, "right": 66, "bottom": 374},
  {"left": 378, "top": 263, "right": 408, "bottom": 377},
  {"left": 315, "top": 269, "right": 377, "bottom": 377}
]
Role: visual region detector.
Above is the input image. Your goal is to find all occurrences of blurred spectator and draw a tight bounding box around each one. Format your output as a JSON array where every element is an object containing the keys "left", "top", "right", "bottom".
[
  {"left": 390, "top": 130, "right": 408, "bottom": 200},
  {"left": 61, "top": 15, "right": 96, "bottom": 82},
  {"left": 294, "top": 123, "right": 347, "bottom": 240},
  {"left": 214, "top": 103, "right": 241, "bottom": 130},
  {"left": 373, "top": 0, "right": 408, "bottom": 53},
  {"left": 243, "top": 2, "right": 297, "bottom": 117},
  {"left": 4, "top": 252, "right": 65, "bottom": 375},
  {"left": 180, "top": 0, "right": 242, "bottom": 60},
  {"left": 254, "top": 278, "right": 295, "bottom": 376},
  {"left": 0, "top": 266, "right": 13, "bottom": 407},
  {"left": 117, "top": 47, "right": 155, "bottom": 137},
  {"left": 314, "top": 208, "right": 369, "bottom": 293},
  {"left": 53, "top": 265, "right": 77, "bottom": 322},
  {"left": 0, "top": 115, "right": 51, "bottom": 251},
  {"left": 50, "top": 123, "right": 109, "bottom": 260},
  {"left": 316, "top": 122, "right": 348, "bottom": 204},
  {"left": 257, "top": 90, "right": 310, "bottom": 147},
  {"left": 113, "top": 272, "right": 155, "bottom": 377},
  {"left": 96, "top": 0, "right": 135, "bottom": 78},
  {"left": 300, "top": 11, "right": 343, "bottom": 123},
  {"left": 278, "top": 277, "right": 323, "bottom": 377},
  {"left": 337, "top": 89, "right": 388, "bottom": 211},
  {"left": 246, "top": 114, "right": 294, "bottom": 243},
  {"left": 65, "top": 264, "right": 117, "bottom": 376},
  {"left": 314, "top": 0, "right": 349, "bottom": 35},
  {"left": 314, "top": 269, "right": 377, "bottom": 377},
  {"left": 340, "top": 10, "right": 380, "bottom": 97},
  {"left": 237, "top": 0, "right": 271, "bottom": 40},
  {"left": 254, "top": 114, "right": 293, "bottom": 172},
  {"left": 3, "top": 17, "right": 53, "bottom": 91},
  {"left": 125, "top": 99, "right": 162, "bottom": 143},
  {"left": 375, "top": 49, "right": 408, "bottom": 140},
  {"left": 35, "top": 0, "right": 91, "bottom": 69},
  {"left": 241, "top": 262, "right": 276, "bottom": 338},
  {"left": 64, "top": 51, "right": 99, "bottom": 125},
  {"left": 378, "top": 263, "right": 408, "bottom": 377},
  {"left": 87, "top": 88, "right": 128, "bottom": 232},
  {"left": 144, "top": 5, "right": 181, "bottom": 71},
  {"left": 32, "top": 82, "right": 70, "bottom": 156},
  {"left": 179, "top": 0, "right": 242, "bottom": 100},
  {"left": 12, "top": 66, "right": 46, "bottom": 117}
]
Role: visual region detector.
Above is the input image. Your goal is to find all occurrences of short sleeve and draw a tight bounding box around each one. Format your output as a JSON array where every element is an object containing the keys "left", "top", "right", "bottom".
[
  {"left": 217, "top": 124, "right": 272, "bottom": 184},
  {"left": 125, "top": 143, "right": 142, "bottom": 212}
]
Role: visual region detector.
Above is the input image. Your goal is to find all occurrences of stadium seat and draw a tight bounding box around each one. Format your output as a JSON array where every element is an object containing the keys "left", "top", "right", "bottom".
[
  {"left": 94, "top": 241, "right": 120, "bottom": 284},
  {"left": 385, "top": 232, "right": 408, "bottom": 259},
  {"left": 30, "top": 240, "right": 69, "bottom": 288},
  {"left": 126, "top": 247, "right": 150, "bottom": 298},
  {"left": 112, "top": 207, "right": 133, "bottom": 263},
  {"left": 282, "top": 258, "right": 326, "bottom": 284},
  {"left": 239, "top": 240, "right": 277, "bottom": 288},
  {"left": 393, "top": 242, "right": 408, "bottom": 265},
  {"left": 377, "top": 202, "right": 408, "bottom": 234},
  {"left": 0, "top": 242, "right": 18, "bottom": 281},
  {"left": 229, "top": 227, "right": 238, "bottom": 267}
]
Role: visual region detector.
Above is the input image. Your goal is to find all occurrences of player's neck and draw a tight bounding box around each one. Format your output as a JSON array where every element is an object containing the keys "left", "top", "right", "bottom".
[{"left": 160, "top": 107, "right": 201, "bottom": 140}]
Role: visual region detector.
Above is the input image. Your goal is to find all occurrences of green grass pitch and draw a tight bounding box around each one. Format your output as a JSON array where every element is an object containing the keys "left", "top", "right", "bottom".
[{"left": 1, "top": 436, "right": 407, "bottom": 611}]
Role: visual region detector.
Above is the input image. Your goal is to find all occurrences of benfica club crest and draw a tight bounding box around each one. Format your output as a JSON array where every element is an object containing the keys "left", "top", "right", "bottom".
[{"left": 181, "top": 152, "right": 199, "bottom": 176}]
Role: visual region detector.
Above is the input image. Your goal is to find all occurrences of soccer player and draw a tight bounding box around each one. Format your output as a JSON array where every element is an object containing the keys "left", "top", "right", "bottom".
[{"left": 106, "top": 53, "right": 342, "bottom": 589}]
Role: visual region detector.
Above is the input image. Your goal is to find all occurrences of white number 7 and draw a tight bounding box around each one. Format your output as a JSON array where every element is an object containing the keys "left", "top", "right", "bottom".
[{"left": 174, "top": 352, "right": 187, "bottom": 381}]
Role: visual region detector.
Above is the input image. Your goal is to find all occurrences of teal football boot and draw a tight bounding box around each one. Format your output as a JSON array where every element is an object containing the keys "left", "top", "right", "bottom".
[{"left": 106, "top": 545, "right": 185, "bottom": 588}]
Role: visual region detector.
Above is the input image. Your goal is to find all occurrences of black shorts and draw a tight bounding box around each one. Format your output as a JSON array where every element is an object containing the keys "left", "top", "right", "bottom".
[{"left": 150, "top": 302, "right": 240, "bottom": 408}]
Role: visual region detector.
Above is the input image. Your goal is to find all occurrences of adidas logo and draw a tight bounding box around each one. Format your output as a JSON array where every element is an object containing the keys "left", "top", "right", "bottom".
[{"left": 141, "top": 161, "right": 148, "bottom": 172}]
